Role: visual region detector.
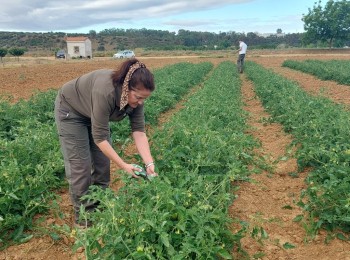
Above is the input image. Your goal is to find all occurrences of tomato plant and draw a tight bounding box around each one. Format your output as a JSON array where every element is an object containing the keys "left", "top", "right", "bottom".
[{"left": 246, "top": 61, "right": 350, "bottom": 236}]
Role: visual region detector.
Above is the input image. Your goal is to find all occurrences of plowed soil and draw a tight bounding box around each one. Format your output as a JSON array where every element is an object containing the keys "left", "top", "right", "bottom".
[{"left": 1, "top": 51, "right": 350, "bottom": 260}]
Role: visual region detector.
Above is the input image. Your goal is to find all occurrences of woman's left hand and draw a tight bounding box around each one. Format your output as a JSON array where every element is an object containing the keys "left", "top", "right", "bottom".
[{"left": 146, "top": 164, "right": 158, "bottom": 176}]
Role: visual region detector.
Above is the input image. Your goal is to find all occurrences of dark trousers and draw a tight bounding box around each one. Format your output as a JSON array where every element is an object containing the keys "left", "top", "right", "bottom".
[
  {"left": 54, "top": 94, "right": 111, "bottom": 221},
  {"left": 237, "top": 54, "right": 246, "bottom": 73}
]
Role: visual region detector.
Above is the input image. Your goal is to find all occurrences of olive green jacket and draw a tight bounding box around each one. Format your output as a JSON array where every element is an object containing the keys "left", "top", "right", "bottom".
[{"left": 59, "top": 69, "right": 145, "bottom": 143}]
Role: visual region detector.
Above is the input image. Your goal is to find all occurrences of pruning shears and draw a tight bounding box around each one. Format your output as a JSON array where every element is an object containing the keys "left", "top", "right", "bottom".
[{"left": 132, "top": 164, "right": 152, "bottom": 181}]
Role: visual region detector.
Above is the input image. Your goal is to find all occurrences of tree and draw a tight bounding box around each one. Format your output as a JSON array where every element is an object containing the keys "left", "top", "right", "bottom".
[
  {"left": 97, "top": 45, "right": 105, "bottom": 51},
  {"left": 0, "top": 47, "right": 7, "bottom": 62},
  {"left": 8, "top": 47, "right": 26, "bottom": 61},
  {"left": 276, "top": 28, "right": 282, "bottom": 34},
  {"left": 302, "top": 0, "right": 350, "bottom": 48},
  {"left": 89, "top": 30, "right": 97, "bottom": 39}
]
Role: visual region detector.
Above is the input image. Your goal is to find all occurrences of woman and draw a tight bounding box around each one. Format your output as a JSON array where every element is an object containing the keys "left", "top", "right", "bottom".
[{"left": 54, "top": 58, "right": 157, "bottom": 227}]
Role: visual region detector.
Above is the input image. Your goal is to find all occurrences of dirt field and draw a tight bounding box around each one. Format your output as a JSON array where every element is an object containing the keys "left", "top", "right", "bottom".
[{"left": 1, "top": 50, "right": 350, "bottom": 259}]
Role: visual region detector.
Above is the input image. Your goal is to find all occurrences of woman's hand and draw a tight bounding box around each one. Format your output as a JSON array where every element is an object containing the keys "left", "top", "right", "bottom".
[
  {"left": 122, "top": 163, "right": 142, "bottom": 178},
  {"left": 145, "top": 163, "right": 158, "bottom": 177},
  {"left": 96, "top": 141, "right": 141, "bottom": 178}
]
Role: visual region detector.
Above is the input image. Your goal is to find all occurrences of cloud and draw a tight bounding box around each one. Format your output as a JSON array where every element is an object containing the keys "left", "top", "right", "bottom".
[
  {"left": 0, "top": 0, "right": 252, "bottom": 32},
  {"left": 165, "top": 19, "right": 215, "bottom": 28},
  {"left": 163, "top": 13, "right": 304, "bottom": 34}
]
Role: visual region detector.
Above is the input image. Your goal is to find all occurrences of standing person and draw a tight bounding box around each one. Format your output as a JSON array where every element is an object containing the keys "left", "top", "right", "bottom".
[
  {"left": 237, "top": 40, "right": 247, "bottom": 73},
  {"left": 54, "top": 58, "right": 157, "bottom": 228}
]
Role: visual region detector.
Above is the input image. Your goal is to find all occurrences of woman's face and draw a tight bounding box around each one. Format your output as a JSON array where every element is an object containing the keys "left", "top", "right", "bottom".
[{"left": 128, "top": 85, "right": 152, "bottom": 108}]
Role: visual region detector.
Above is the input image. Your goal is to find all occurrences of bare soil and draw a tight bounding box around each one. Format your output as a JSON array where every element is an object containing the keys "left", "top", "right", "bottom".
[{"left": 1, "top": 51, "right": 350, "bottom": 259}]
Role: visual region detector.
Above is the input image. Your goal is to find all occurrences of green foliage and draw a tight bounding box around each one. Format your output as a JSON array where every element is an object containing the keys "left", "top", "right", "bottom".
[
  {"left": 73, "top": 62, "right": 263, "bottom": 259},
  {"left": 88, "top": 30, "right": 97, "bottom": 39},
  {"left": 0, "top": 29, "right": 306, "bottom": 54},
  {"left": 8, "top": 47, "right": 26, "bottom": 61},
  {"left": 97, "top": 44, "right": 105, "bottom": 51},
  {"left": 0, "top": 90, "right": 65, "bottom": 248},
  {"left": 302, "top": 0, "right": 350, "bottom": 48},
  {"left": 0, "top": 62, "right": 213, "bottom": 249},
  {"left": 0, "top": 48, "right": 7, "bottom": 61},
  {"left": 146, "top": 62, "right": 213, "bottom": 124},
  {"left": 246, "top": 61, "right": 350, "bottom": 236},
  {"left": 282, "top": 59, "right": 350, "bottom": 85},
  {"left": 283, "top": 242, "right": 296, "bottom": 249},
  {"left": 153, "top": 62, "right": 260, "bottom": 179}
]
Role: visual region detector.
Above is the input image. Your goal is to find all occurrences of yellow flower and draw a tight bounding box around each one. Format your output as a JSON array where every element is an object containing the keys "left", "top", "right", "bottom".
[{"left": 70, "top": 229, "right": 76, "bottom": 238}]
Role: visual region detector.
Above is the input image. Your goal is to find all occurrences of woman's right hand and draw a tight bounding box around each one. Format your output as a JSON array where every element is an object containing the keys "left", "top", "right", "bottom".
[
  {"left": 96, "top": 141, "right": 141, "bottom": 178},
  {"left": 122, "top": 163, "right": 141, "bottom": 178}
]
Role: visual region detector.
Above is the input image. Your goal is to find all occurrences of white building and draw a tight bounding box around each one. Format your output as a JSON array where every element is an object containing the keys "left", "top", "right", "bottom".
[{"left": 65, "top": 36, "right": 92, "bottom": 58}]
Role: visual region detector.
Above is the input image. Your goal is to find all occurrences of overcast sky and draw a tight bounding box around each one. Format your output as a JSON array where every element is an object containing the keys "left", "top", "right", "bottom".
[{"left": 1, "top": 0, "right": 321, "bottom": 34}]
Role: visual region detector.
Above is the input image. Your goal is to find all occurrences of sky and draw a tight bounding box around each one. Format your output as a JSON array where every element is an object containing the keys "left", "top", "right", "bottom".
[{"left": 0, "top": 0, "right": 321, "bottom": 34}]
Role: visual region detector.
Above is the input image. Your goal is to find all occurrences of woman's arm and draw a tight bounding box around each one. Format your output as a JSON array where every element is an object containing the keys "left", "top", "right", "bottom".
[
  {"left": 132, "top": 131, "right": 157, "bottom": 175},
  {"left": 96, "top": 140, "right": 139, "bottom": 177}
]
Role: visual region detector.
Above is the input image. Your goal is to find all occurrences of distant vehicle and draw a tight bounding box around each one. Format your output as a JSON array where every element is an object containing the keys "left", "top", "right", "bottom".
[
  {"left": 56, "top": 49, "right": 66, "bottom": 59},
  {"left": 113, "top": 50, "right": 135, "bottom": 59}
]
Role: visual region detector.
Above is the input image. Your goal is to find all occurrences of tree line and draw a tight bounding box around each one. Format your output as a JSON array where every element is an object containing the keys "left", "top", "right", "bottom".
[{"left": 0, "top": 30, "right": 305, "bottom": 54}]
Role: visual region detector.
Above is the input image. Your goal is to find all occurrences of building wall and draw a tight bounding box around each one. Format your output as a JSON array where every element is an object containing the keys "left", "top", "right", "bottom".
[
  {"left": 85, "top": 39, "right": 92, "bottom": 58},
  {"left": 66, "top": 39, "right": 92, "bottom": 58}
]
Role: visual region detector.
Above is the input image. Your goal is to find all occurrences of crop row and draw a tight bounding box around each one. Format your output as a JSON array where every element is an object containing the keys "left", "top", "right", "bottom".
[
  {"left": 245, "top": 61, "right": 350, "bottom": 237},
  {"left": 282, "top": 59, "right": 350, "bottom": 86},
  {"left": 73, "top": 61, "right": 260, "bottom": 259},
  {"left": 0, "top": 62, "right": 213, "bottom": 248}
]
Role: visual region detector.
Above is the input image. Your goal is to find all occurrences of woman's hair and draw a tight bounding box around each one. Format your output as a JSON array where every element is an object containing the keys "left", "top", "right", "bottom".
[{"left": 112, "top": 58, "right": 155, "bottom": 91}]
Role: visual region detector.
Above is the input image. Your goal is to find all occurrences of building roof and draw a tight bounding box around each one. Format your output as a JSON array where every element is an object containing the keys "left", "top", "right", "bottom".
[{"left": 65, "top": 36, "right": 89, "bottom": 42}]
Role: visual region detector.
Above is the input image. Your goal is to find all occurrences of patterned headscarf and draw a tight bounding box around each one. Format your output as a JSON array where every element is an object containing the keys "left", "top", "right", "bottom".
[{"left": 120, "top": 61, "right": 146, "bottom": 110}]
